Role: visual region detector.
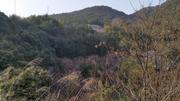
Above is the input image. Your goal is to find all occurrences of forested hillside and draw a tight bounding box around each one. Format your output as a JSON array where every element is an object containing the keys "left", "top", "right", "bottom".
[
  {"left": 51, "top": 6, "right": 128, "bottom": 26},
  {"left": 0, "top": 0, "right": 179, "bottom": 101},
  {"left": 0, "top": 13, "right": 118, "bottom": 70}
]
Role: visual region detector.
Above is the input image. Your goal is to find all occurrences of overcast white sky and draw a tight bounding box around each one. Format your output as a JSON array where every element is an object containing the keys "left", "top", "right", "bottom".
[{"left": 0, "top": 0, "right": 165, "bottom": 17}]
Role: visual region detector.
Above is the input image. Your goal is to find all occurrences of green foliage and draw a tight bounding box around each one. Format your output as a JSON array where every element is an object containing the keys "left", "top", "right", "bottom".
[
  {"left": 80, "top": 64, "right": 93, "bottom": 78},
  {"left": 0, "top": 13, "right": 118, "bottom": 70},
  {"left": 0, "top": 66, "right": 51, "bottom": 101},
  {"left": 0, "top": 13, "right": 17, "bottom": 35},
  {"left": 0, "top": 1, "right": 179, "bottom": 100}
]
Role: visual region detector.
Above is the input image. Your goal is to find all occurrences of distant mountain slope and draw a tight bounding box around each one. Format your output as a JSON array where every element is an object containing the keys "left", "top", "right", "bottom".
[
  {"left": 51, "top": 6, "right": 128, "bottom": 26},
  {"left": 160, "top": 0, "right": 179, "bottom": 18},
  {"left": 51, "top": 0, "right": 179, "bottom": 27},
  {"left": 112, "top": 0, "right": 179, "bottom": 27},
  {"left": 132, "top": 0, "right": 179, "bottom": 20}
]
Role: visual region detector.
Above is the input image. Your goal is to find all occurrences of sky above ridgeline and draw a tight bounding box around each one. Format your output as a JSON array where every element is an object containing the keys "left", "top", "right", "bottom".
[{"left": 0, "top": 0, "right": 165, "bottom": 17}]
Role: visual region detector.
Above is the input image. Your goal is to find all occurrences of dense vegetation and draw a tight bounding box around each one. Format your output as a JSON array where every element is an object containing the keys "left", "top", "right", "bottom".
[
  {"left": 0, "top": 13, "right": 118, "bottom": 70},
  {"left": 0, "top": 0, "right": 179, "bottom": 101},
  {"left": 0, "top": 66, "right": 51, "bottom": 100}
]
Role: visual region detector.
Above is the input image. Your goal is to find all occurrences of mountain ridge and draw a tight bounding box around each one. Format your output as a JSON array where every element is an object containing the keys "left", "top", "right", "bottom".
[
  {"left": 51, "top": 0, "right": 179, "bottom": 26},
  {"left": 51, "top": 6, "right": 128, "bottom": 26}
]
